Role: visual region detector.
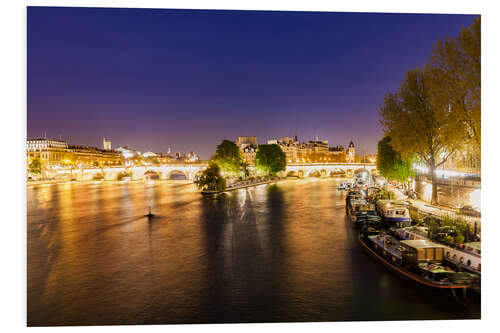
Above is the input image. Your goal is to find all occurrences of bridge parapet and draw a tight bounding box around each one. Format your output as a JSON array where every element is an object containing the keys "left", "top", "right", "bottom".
[{"left": 47, "top": 163, "right": 375, "bottom": 181}]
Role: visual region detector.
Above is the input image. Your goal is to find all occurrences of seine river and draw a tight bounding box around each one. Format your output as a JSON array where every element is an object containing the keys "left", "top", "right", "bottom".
[{"left": 27, "top": 179, "right": 480, "bottom": 326}]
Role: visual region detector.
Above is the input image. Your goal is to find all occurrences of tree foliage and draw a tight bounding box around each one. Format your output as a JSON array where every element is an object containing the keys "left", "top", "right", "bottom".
[
  {"left": 379, "top": 18, "right": 480, "bottom": 204},
  {"left": 213, "top": 140, "right": 243, "bottom": 176},
  {"left": 28, "top": 158, "right": 42, "bottom": 175},
  {"left": 379, "top": 67, "right": 463, "bottom": 204},
  {"left": 429, "top": 17, "right": 480, "bottom": 157},
  {"left": 377, "top": 136, "right": 414, "bottom": 184},
  {"left": 197, "top": 162, "right": 226, "bottom": 192},
  {"left": 255, "top": 144, "right": 286, "bottom": 176}
]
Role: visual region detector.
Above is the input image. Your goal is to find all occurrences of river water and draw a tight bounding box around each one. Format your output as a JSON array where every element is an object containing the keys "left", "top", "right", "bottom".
[{"left": 27, "top": 178, "right": 480, "bottom": 326}]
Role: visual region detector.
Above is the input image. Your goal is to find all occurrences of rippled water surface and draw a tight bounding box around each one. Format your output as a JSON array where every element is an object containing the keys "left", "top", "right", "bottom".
[{"left": 27, "top": 179, "right": 480, "bottom": 326}]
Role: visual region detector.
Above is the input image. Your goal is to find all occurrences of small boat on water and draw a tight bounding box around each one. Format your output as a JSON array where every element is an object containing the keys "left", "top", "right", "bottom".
[
  {"left": 376, "top": 200, "right": 412, "bottom": 228},
  {"left": 345, "top": 189, "right": 365, "bottom": 213},
  {"left": 355, "top": 208, "right": 382, "bottom": 227},
  {"left": 348, "top": 200, "right": 380, "bottom": 227},
  {"left": 347, "top": 198, "right": 367, "bottom": 221},
  {"left": 359, "top": 230, "right": 479, "bottom": 297},
  {"left": 338, "top": 181, "right": 352, "bottom": 190}
]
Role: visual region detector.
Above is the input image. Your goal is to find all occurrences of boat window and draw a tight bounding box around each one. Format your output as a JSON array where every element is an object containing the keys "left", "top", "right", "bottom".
[
  {"left": 446, "top": 251, "right": 450, "bottom": 258},
  {"left": 425, "top": 248, "right": 435, "bottom": 260},
  {"left": 416, "top": 248, "right": 425, "bottom": 260},
  {"left": 467, "top": 260, "right": 471, "bottom": 266},
  {"left": 435, "top": 248, "right": 443, "bottom": 261}
]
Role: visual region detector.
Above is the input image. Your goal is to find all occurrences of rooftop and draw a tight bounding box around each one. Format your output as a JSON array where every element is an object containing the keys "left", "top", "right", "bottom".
[{"left": 401, "top": 239, "right": 445, "bottom": 249}]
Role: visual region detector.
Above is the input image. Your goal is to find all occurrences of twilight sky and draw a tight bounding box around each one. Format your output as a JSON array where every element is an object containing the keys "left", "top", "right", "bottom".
[{"left": 27, "top": 7, "right": 477, "bottom": 159}]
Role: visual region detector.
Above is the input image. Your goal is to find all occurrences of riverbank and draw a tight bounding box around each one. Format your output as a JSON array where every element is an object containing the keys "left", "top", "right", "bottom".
[{"left": 389, "top": 185, "right": 481, "bottom": 228}]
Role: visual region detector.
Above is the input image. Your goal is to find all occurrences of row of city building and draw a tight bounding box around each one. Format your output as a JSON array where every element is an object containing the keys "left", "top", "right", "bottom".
[
  {"left": 235, "top": 135, "right": 374, "bottom": 164},
  {"left": 26, "top": 137, "right": 200, "bottom": 168}
]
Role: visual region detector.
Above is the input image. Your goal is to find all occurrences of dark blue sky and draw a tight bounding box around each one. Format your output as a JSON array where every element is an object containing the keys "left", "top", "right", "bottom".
[{"left": 27, "top": 7, "right": 477, "bottom": 158}]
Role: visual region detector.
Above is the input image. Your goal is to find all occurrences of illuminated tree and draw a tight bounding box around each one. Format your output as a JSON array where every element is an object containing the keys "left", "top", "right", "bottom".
[
  {"left": 197, "top": 162, "right": 226, "bottom": 192},
  {"left": 240, "top": 160, "right": 250, "bottom": 178},
  {"left": 429, "top": 17, "right": 480, "bottom": 160},
  {"left": 379, "top": 67, "right": 462, "bottom": 204},
  {"left": 377, "top": 136, "right": 414, "bottom": 189},
  {"left": 28, "top": 158, "right": 42, "bottom": 176},
  {"left": 255, "top": 144, "right": 286, "bottom": 176},
  {"left": 213, "top": 140, "right": 243, "bottom": 176}
]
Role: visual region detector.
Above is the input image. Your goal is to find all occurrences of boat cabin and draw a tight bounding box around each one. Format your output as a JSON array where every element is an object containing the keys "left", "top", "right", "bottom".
[
  {"left": 400, "top": 239, "right": 446, "bottom": 265},
  {"left": 376, "top": 200, "right": 411, "bottom": 227},
  {"left": 348, "top": 199, "right": 368, "bottom": 215}
]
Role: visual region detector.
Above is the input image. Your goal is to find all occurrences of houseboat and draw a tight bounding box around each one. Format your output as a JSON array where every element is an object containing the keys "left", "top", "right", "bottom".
[
  {"left": 347, "top": 199, "right": 368, "bottom": 221},
  {"left": 393, "top": 227, "right": 481, "bottom": 276},
  {"left": 348, "top": 200, "right": 380, "bottom": 226},
  {"left": 376, "top": 200, "right": 412, "bottom": 228},
  {"left": 359, "top": 231, "right": 478, "bottom": 297},
  {"left": 355, "top": 206, "right": 382, "bottom": 227}
]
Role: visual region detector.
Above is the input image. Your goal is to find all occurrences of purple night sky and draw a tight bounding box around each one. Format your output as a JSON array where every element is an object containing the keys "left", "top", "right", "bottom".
[{"left": 27, "top": 7, "right": 477, "bottom": 159}]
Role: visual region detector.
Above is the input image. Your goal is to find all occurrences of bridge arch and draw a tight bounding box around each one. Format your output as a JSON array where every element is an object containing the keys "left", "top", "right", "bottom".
[
  {"left": 287, "top": 171, "right": 298, "bottom": 178},
  {"left": 167, "top": 170, "right": 188, "bottom": 180},
  {"left": 354, "top": 168, "right": 369, "bottom": 174},
  {"left": 143, "top": 170, "right": 160, "bottom": 180},
  {"left": 306, "top": 169, "right": 321, "bottom": 178},
  {"left": 92, "top": 172, "right": 104, "bottom": 180},
  {"left": 116, "top": 170, "right": 132, "bottom": 180}
]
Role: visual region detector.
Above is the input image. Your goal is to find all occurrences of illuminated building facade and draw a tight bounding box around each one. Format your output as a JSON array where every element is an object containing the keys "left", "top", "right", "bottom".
[
  {"left": 26, "top": 138, "right": 70, "bottom": 165},
  {"left": 27, "top": 138, "right": 123, "bottom": 167},
  {"left": 266, "top": 136, "right": 351, "bottom": 164},
  {"left": 346, "top": 141, "right": 356, "bottom": 163},
  {"left": 236, "top": 136, "right": 259, "bottom": 163}
]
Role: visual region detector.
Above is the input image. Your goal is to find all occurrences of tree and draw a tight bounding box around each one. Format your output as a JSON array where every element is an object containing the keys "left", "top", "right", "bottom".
[
  {"left": 213, "top": 140, "right": 243, "bottom": 176},
  {"left": 377, "top": 136, "right": 414, "bottom": 189},
  {"left": 379, "top": 67, "right": 463, "bottom": 204},
  {"left": 197, "top": 162, "right": 226, "bottom": 192},
  {"left": 429, "top": 17, "right": 480, "bottom": 160},
  {"left": 240, "top": 160, "right": 250, "bottom": 178},
  {"left": 255, "top": 144, "right": 286, "bottom": 176},
  {"left": 28, "top": 158, "right": 42, "bottom": 176}
]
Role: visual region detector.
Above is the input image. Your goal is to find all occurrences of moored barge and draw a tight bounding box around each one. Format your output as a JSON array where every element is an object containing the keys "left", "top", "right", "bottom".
[{"left": 359, "top": 231, "right": 478, "bottom": 297}]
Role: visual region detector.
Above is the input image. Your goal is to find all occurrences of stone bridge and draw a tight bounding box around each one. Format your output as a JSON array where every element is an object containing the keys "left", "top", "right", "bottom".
[
  {"left": 48, "top": 165, "right": 208, "bottom": 181},
  {"left": 280, "top": 163, "right": 376, "bottom": 178},
  {"left": 47, "top": 163, "right": 376, "bottom": 181}
]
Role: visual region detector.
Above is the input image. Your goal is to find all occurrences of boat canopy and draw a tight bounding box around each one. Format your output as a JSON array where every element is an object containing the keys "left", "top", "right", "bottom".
[
  {"left": 377, "top": 199, "right": 410, "bottom": 206},
  {"left": 402, "top": 240, "right": 446, "bottom": 261},
  {"left": 401, "top": 239, "right": 445, "bottom": 249}
]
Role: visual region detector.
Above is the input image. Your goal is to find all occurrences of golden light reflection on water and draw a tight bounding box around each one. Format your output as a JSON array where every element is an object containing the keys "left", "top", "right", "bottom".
[
  {"left": 28, "top": 179, "right": 480, "bottom": 325},
  {"left": 29, "top": 180, "right": 209, "bottom": 325}
]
